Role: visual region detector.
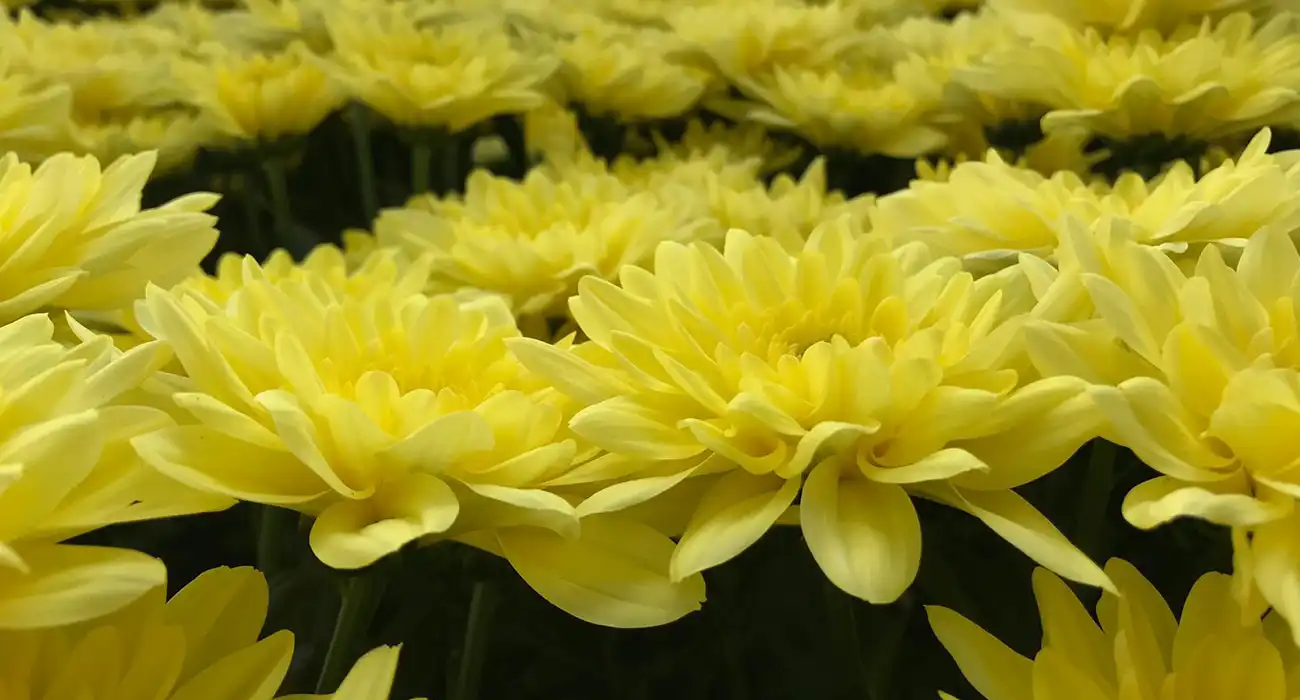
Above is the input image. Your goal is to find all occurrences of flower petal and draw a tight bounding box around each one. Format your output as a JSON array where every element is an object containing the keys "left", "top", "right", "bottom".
[
  {"left": 310, "top": 473, "right": 460, "bottom": 570},
  {"left": 927, "top": 605, "right": 1033, "bottom": 700},
  {"left": 670, "top": 471, "right": 800, "bottom": 581},
  {"left": 0, "top": 543, "right": 165, "bottom": 629},
  {"left": 1122, "top": 475, "right": 1287, "bottom": 529}
]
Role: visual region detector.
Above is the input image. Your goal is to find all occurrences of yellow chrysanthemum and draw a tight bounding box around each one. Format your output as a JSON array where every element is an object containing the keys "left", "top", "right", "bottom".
[
  {"left": 667, "top": 0, "right": 865, "bottom": 80},
  {"left": 0, "top": 314, "right": 232, "bottom": 629},
  {"left": 930, "top": 560, "right": 1300, "bottom": 700},
  {"left": 72, "top": 110, "right": 212, "bottom": 175},
  {"left": 130, "top": 252, "right": 705, "bottom": 628},
  {"left": 872, "top": 129, "right": 1300, "bottom": 268},
  {"left": 1021, "top": 217, "right": 1300, "bottom": 639},
  {"left": 988, "top": 0, "right": 1255, "bottom": 33},
  {"left": 0, "top": 566, "right": 294, "bottom": 700},
  {"left": 326, "top": 13, "right": 558, "bottom": 132},
  {"left": 0, "top": 150, "right": 220, "bottom": 325},
  {"left": 177, "top": 42, "right": 345, "bottom": 143},
  {"left": 369, "top": 166, "right": 710, "bottom": 318},
  {"left": 511, "top": 223, "right": 1112, "bottom": 605},
  {"left": 958, "top": 13, "right": 1300, "bottom": 141},
  {"left": 731, "top": 59, "right": 949, "bottom": 157},
  {"left": 0, "top": 73, "right": 75, "bottom": 161},
  {"left": 554, "top": 23, "right": 718, "bottom": 121}
]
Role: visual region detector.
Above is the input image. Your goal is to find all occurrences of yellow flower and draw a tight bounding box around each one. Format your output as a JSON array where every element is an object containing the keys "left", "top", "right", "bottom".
[
  {"left": 667, "top": 0, "right": 865, "bottom": 80},
  {"left": 178, "top": 43, "right": 345, "bottom": 143},
  {"left": 988, "top": 0, "right": 1254, "bottom": 33},
  {"left": 0, "top": 566, "right": 295, "bottom": 700},
  {"left": 930, "top": 560, "right": 1300, "bottom": 700},
  {"left": 0, "top": 150, "right": 220, "bottom": 325},
  {"left": 731, "top": 59, "right": 948, "bottom": 157},
  {"left": 0, "top": 314, "right": 232, "bottom": 629},
  {"left": 369, "top": 166, "right": 710, "bottom": 318},
  {"left": 555, "top": 23, "right": 718, "bottom": 121},
  {"left": 511, "top": 223, "right": 1112, "bottom": 605},
  {"left": 872, "top": 129, "right": 1300, "bottom": 268},
  {"left": 0, "top": 73, "right": 75, "bottom": 161},
  {"left": 958, "top": 13, "right": 1300, "bottom": 141},
  {"left": 131, "top": 253, "right": 705, "bottom": 628},
  {"left": 72, "top": 109, "right": 213, "bottom": 175},
  {"left": 327, "top": 13, "right": 558, "bottom": 132}
]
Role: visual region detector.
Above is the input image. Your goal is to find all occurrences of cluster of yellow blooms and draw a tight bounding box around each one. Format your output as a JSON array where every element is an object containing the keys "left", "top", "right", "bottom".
[{"left": 6, "top": 0, "right": 1300, "bottom": 697}]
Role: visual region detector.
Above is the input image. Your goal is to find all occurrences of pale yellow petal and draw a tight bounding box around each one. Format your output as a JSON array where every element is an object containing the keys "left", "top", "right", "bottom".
[
  {"left": 310, "top": 473, "right": 460, "bottom": 570},
  {"left": 927, "top": 606, "right": 1033, "bottom": 700},
  {"left": 670, "top": 471, "right": 801, "bottom": 581},
  {"left": 0, "top": 543, "right": 165, "bottom": 629}
]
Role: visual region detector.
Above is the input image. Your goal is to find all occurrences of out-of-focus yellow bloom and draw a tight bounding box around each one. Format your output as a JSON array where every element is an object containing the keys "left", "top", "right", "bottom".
[
  {"left": 0, "top": 314, "right": 233, "bottom": 629},
  {"left": 873, "top": 129, "right": 1300, "bottom": 267},
  {"left": 327, "top": 14, "right": 558, "bottom": 132},
  {"left": 0, "top": 150, "right": 220, "bottom": 325},
  {"left": 511, "top": 223, "right": 1112, "bottom": 605},
  {"left": 989, "top": 0, "right": 1253, "bottom": 33},
  {"left": 698, "top": 158, "right": 876, "bottom": 251},
  {"left": 668, "top": 0, "right": 865, "bottom": 79},
  {"left": 732, "top": 59, "right": 948, "bottom": 157},
  {"left": 0, "top": 74, "right": 75, "bottom": 161},
  {"left": 282, "top": 645, "right": 420, "bottom": 700},
  {"left": 554, "top": 23, "right": 717, "bottom": 121},
  {"left": 73, "top": 110, "right": 212, "bottom": 175},
  {"left": 520, "top": 99, "right": 587, "bottom": 164},
  {"left": 131, "top": 253, "right": 705, "bottom": 628},
  {"left": 178, "top": 43, "right": 345, "bottom": 143},
  {"left": 0, "top": 567, "right": 294, "bottom": 699},
  {"left": 959, "top": 13, "right": 1300, "bottom": 141},
  {"left": 370, "top": 166, "right": 710, "bottom": 318},
  {"left": 931, "top": 561, "right": 1300, "bottom": 700}
]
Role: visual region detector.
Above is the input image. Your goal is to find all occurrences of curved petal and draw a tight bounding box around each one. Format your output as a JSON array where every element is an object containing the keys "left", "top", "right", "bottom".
[
  {"left": 802, "top": 459, "right": 920, "bottom": 604},
  {"left": 499, "top": 514, "right": 706, "bottom": 629},
  {"left": 164, "top": 566, "right": 271, "bottom": 680},
  {"left": 926, "top": 605, "right": 1033, "bottom": 700},
  {"left": 1250, "top": 514, "right": 1300, "bottom": 647},
  {"left": 1122, "top": 475, "right": 1287, "bottom": 529},
  {"left": 1032, "top": 568, "right": 1109, "bottom": 684},
  {"left": 279, "top": 645, "right": 404, "bottom": 699},
  {"left": 669, "top": 471, "right": 801, "bottom": 581},
  {"left": 168, "top": 630, "right": 294, "bottom": 700},
  {"left": 0, "top": 543, "right": 165, "bottom": 629},
  {"left": 310, "top": 473, "right": 460, "bottom": 570}
]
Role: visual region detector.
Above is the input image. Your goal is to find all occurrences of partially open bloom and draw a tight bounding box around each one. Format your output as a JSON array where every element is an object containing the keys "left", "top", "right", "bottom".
[
  {"left": 327, "top": 13, "right": 558, "bottom": 132},
  {"left": 931, "top": 560, "right": 1300, "bottom": 700},
  {"left": 369, "top": 166, "right": 710, "bottom": 319},
  {"left": 177, "top": 42, "right": 345, "bottom": 143},
  {"left": 0, "top": 566, "right": 294, "bottom": 700},
  {"left": 0, "top": 150, "right": 220, "bottom": 325},
  {"left": 131, "top": 253, "right": 704, "bottom": 628},
  {"left": 512, "top": 223, "right": 1111, "bottom": 605},
  {"left": 958, "top": 13, "right": 1300, "bottom": 141},
  {"left": 0, "top": 314, "right": 232, "bottom": 629}
]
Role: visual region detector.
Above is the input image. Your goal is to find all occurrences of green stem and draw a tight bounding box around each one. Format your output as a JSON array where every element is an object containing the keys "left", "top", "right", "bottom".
[
  {"left": 347, "top": 105, "right": 379, "bottom": 222},
  {"left": 822, "top": 580, "right": 876, "bottom": 700},
  {"left": 865, "top": 595, "right": 915, "bottom": 699},
  {"left": 255, "top": 505, "right": 297, "bottom": 576},
  {"left": 1076, "top": 439, "right": 1117, "bottom": 559},
  {"left": 438, "top": 133, "right": 461, "bottom": 195},
  {"left": 411, "top": 139, "right": 432, "bottom": 196},
  {"left": 315, "top": 571, "right": 386, "bottom": 694},
  {"left": 260, "top": 157, "right": 293, "bottom": 238},
  {"left": 238, "top": 176, "right": 267, "bottom": 257},
  {"left": 450, "top": 581, "right": 498, "bottom": 700}
]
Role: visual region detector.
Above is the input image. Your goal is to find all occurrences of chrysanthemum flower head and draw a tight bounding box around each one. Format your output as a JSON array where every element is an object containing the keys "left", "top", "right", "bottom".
[
  {"left": 326, "top": 12, "right": 558, "bottom": 132},
  {"left": 369, "top": 166, "right": 709, "bottom": 318},
  {"left": 0, "top": 314, "right": 232, "bottom": 629},
  {"left": 873, "top": 129, "right": 1300, "bottom": 267},
  {"left": 512, "top": 221, "right": 1111, "bottom": 604},
  {"left": 131, "top": 252, "right": 704, "bottom": 628},
  {"left": 0, "top": 72, "right": 74, "bottom": 161},
  {"left": 554, "top": 23, "right": 718, "bottom": 121},
  {"left": 930, "top": 560, "right": 1300, "bottom": 700},
  {"left": 177, "top": 42, "right": 345, "bottom": 143},
  {"left": 958, "top": 13, "right": 1300, "bottom": 141},
  {"left": 0, "top": 150, "right": 220, "bottom": 325},
  {"left": 73, "top": 109, "right": 212, "bottom": 176},
  {"left": 989, "top": 0, "right": 1254, "bottom": 33}
]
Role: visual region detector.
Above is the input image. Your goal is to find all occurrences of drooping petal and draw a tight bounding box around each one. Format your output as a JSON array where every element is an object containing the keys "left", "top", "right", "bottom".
[
  {"left": 310, "top": 473, "right": 460, "bottom": 570},
  {"left": 801, "top": 458, "right": 921, "bottom": 604},
  {"left": 498, "top": 514, "right": 706, "bottom": 628},
  {"left": 1122, "top": 475, "right": 1288, "bottom": 529},
  {"left": 0, "top": 543, "right": 166, "bottom": 629},
  {"left": 927, "top": 605, "right": 1033, "bottom": 700},
  {"left": 670, "top": 470, "right": 801, "bottom": 581}
]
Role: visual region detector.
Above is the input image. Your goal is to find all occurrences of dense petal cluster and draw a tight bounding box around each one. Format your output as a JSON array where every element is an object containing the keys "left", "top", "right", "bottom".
[{"left": 512, "top": 223, "right": 1110, "bottom": 603}]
